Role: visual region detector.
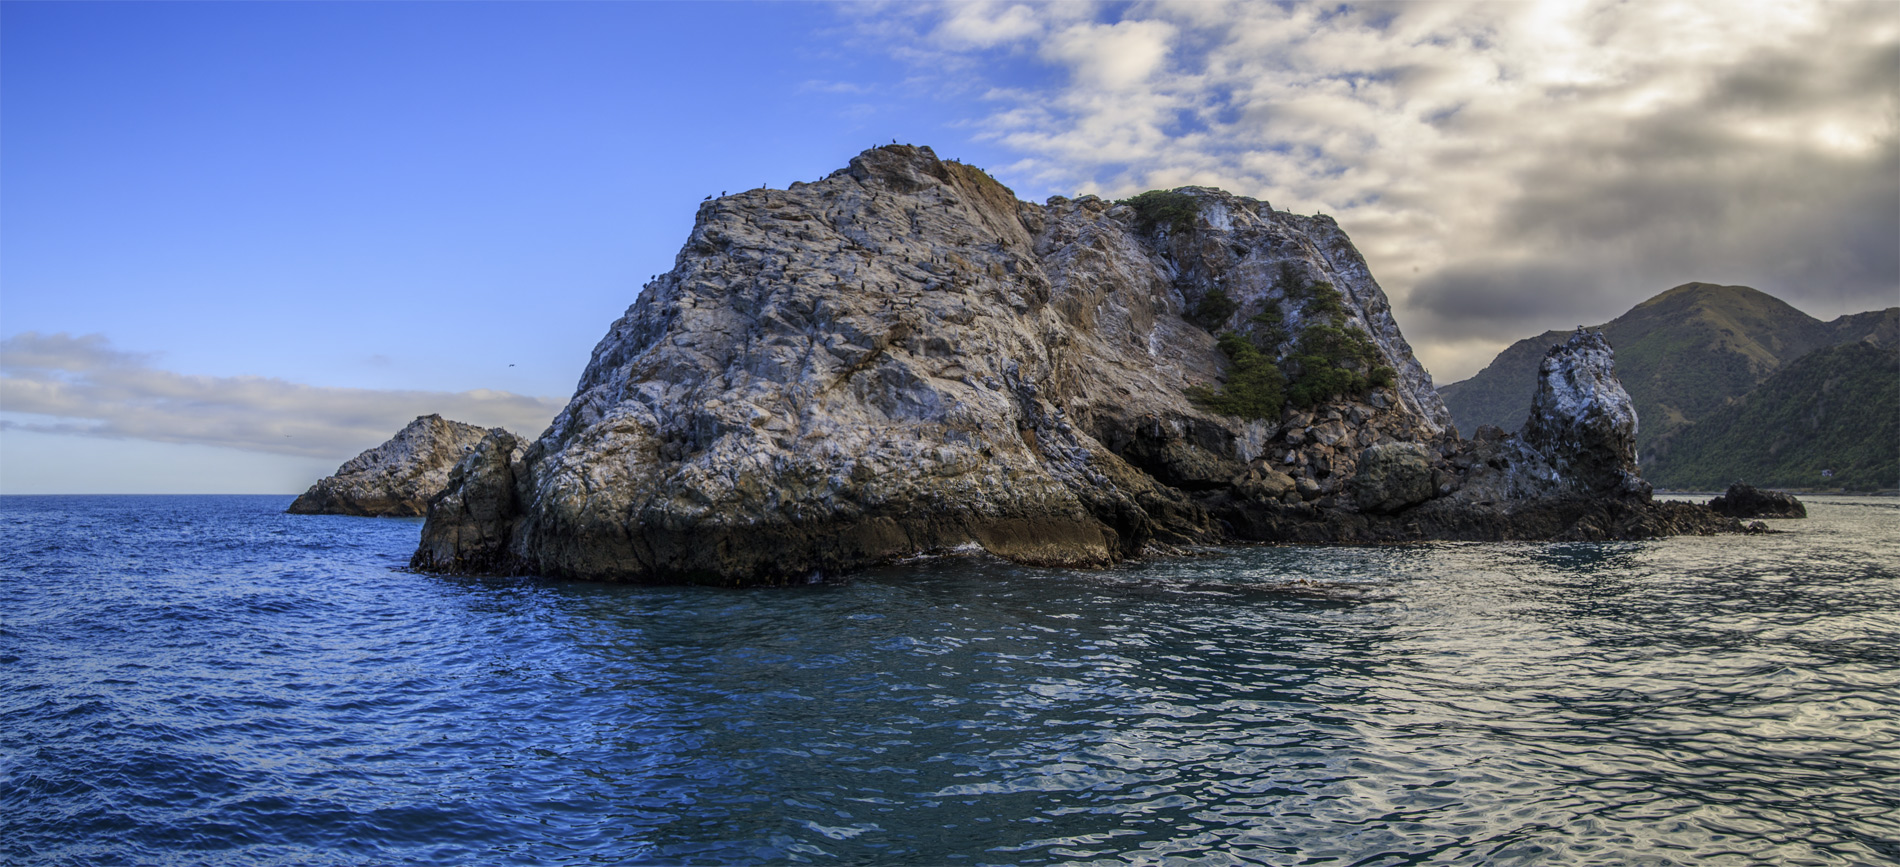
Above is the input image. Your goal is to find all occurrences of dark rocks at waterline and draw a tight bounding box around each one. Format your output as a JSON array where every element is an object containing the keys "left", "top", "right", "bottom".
[
  {"left": 1211, "top": 493, "right": 1746, "bottom": 545},
  {"left": 288, "top": 415, "right": 501, "bottom": 518},
  {"left": 409, "top": 429, "right": 529, "bottom": 572},
  {"left": 1708, "top": 483, "right": 1808, "bottom": 519}
]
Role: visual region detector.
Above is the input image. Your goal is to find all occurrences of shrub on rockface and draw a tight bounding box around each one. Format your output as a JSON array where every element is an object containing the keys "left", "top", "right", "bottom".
[
  {"left": 1186, "top": 332, "right": 1287, "bottom": 419},
  {"left": 1246, "top": 305, "right": 1289, "bottom": 349},
  {"left": 1188, "top": 273, "right": 1398, "bottom": 419},
  {"left": 1119, "top": 190, "right": 1200, "bottom": 234},
  {"left": 1189, "top": 288, "right": 1240, "bottom": 330}
]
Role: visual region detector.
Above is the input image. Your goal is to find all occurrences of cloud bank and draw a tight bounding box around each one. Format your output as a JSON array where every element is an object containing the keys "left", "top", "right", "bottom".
[
  {"left": 1, "top": 332, "right": 565, "bottom": 463},
  {"left": 855, "top": 0, "right": 1899, "bottom": 379}
]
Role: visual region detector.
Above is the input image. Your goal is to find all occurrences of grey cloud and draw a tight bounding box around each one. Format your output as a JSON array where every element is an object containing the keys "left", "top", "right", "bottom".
[
  {"left": 1705, "top": 57, "right": 1824, "bottom": 112},
  {"left": 849, "top": 1, "right": 1898, "bottom": 378},
  {"left": 1408, "top": 261, "right": 1621, "bottom": 339},
  {"left": 1850, "top": 39, "right": 1900, "bottom": 92},
  {"left": 0, "top": 332, "right": 152, "bottom": 371},
  {"left": 1491, "top": 48, "right": 1900, "bottom": 319},
  {"left": 0, "top": 332, "right": 565, "bottom": 462},
  {"left": 1418, "top": 142, "right": 1896, "bottom": 338}
]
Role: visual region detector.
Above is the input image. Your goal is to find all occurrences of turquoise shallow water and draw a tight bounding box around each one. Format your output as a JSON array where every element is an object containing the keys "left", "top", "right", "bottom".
[{"left": 2, "top": 494, "right": 1896, "bottom": 866}]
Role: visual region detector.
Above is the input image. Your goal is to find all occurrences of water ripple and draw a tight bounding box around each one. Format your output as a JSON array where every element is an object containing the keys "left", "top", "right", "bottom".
[{"left": 2, "top": 494, "right": 1896, "bottom": 865}]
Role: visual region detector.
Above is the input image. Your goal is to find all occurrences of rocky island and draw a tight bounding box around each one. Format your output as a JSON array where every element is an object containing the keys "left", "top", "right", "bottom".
[
  {"left": 1708, "top": 483, "right": 1808, "bottom": 519},
  {"left": 288, "top": 414, "right": 499, "bottom": 517},
  {"left": 411, "top": 145, "right": 1745, "bottom": 584}
]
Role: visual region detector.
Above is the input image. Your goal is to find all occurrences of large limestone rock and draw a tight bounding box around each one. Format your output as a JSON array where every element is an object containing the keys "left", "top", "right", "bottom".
[
  {"left": 288, "top": 415, "right": 496, "bottom": 517},
  {"left": 412, "top": 145, "right": 1742, "bottom": 583}
]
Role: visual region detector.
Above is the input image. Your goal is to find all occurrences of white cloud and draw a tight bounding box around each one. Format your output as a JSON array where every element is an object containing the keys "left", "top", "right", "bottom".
[
  {"left": 934, "top": 1, "right": 1048, "bottom": 48},
  {"left": 800, "top": 79, "right": 877, "bottom": 94},
  {"left": 1041, "top": 19, "right": 1178, "bottom": 90},
  {"left": 851, "top": 0, "right": 1900, "bottom": 380},
  {"left": 0, "top": 332, "right": 565, "bottom": 463}
]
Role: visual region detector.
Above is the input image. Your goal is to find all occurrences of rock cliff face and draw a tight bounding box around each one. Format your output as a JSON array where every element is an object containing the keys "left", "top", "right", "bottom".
[
  {"left": 412, "top": 145, "right": 1740, "bottom": 584},
  {"left": 288, "top": 415, "right": 496, "bottom": 517}
]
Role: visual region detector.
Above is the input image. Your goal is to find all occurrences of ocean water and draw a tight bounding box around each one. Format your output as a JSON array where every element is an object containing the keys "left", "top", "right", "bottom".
[{"left": 2, "top": 495, "right": 1896, "bottom": 866}]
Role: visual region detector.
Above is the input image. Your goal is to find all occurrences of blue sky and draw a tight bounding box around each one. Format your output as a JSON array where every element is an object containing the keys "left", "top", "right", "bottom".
[{"left": 4, "top": 1, "right": 1894, "bottom": 493}]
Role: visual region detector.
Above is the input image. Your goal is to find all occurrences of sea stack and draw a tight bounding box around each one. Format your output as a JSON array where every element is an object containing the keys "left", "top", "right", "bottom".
[
  {"left": 412, "top": 145, "right": 1743, "bottom": 584},
  {"left": 288, "top": 414, "right": 497, "bottom": 517}
]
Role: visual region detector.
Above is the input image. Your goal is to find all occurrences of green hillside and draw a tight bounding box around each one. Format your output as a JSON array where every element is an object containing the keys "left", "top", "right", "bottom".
[
  {"left": 1642, "top": 341, "right": 1899, "bottom": 491},
  {"left": 1827, "top": 307, "right": 1899, "bottom": 347},
  {"left": 1437, "top": 283, "right": 1892, "bottom": 456}
]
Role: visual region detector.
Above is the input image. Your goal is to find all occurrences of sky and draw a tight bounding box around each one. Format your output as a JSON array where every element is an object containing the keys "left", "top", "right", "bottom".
[{"left": 2, "top": 1, "right": 1895, "bottom": 494}]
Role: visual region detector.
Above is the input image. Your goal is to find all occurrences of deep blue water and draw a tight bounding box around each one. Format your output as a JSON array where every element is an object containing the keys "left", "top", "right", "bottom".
[{"left": 2, "top": 495, "right": 1897, "bottom": 866}]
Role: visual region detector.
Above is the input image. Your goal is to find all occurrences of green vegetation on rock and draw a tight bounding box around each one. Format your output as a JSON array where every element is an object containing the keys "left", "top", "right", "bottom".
[
  {"left": 1118, "top": 190, "right": 1200, "bottom": 234},
  {"left": 1642, "top": 341, "right": 1899, "bottom": 491},
  {"left": 1188, "top": 287, "right": 1239, "bottom": 330},
  {"left": 1285, "top": 320, "right": 1396, "bottom": 409},
  {"left": 1187, "top": 274, "right": 1396, "bottom": 419},
  {"left": 1282, "top": 281, "right": 1396, "bottom": 410},
  {"left": 1185, "top": 332, "right": 1287, "bottom": 419}
]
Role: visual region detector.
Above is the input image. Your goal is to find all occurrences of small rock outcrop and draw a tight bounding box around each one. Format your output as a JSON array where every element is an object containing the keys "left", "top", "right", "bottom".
[
  {"left": 410, "top": 429, "right": 529, "bottom": 566},
  {"left": 411, "top": 146, "right": 1750, "bottom": 584},
  {"left": 288, "top": 415, "right": 498, "bottom": 517},
  {"left": 1218, "top": 329, "right": 1741, "bottom": 544},
  {"left": 1708, "top": 483, "right": 1807, "bottom": 519}
]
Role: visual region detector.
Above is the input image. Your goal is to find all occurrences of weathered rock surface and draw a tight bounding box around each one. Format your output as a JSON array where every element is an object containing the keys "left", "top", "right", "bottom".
[
  {"left": 1350, "top": 443, "right": 1437, "bottom": 514},
  {"left": 1708, "top": 483, "right": 1807, "bottom": 519},
  {"left": 1521, "top": 330, "right": 1651, "bottom": 500},
  {"left": 288, "top": 415, "right": 497, "bottom": 517},
  {"left": 412, "top": 145, "right": 1747, "bottom": 584}
]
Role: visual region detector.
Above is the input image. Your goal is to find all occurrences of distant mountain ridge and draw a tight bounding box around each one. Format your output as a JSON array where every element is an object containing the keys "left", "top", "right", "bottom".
[
  {"left": 1437, "top": 283, "right": 1898, "bottom": 460},
  {"left": 1641, "top": 340, "right": 1898, "bottom": 491}
]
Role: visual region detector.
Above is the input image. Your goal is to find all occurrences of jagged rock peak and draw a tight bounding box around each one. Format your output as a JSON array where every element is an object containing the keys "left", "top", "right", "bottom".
[
  {"left": 1522, "top": 329, "right": 1650, "bottom": 499},
  {"left": 288, "top": 414, "right": 497, "bottom": 517}
]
